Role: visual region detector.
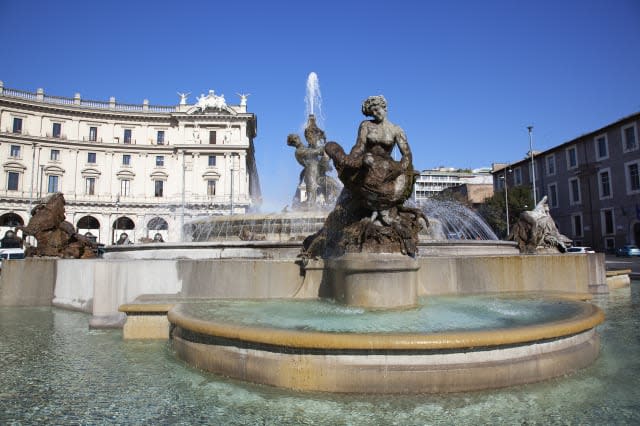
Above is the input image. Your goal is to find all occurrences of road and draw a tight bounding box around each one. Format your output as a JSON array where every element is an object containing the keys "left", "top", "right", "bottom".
[{"left": 605, "top": 254, "right": 640, "bottom": 279}]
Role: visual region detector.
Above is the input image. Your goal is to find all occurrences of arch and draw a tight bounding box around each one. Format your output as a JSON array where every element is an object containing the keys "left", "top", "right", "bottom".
[
  {"left": 0, "top": 212, "right": 24, "bottom": 227},
  {"left": 113, "top": 216, "right": 135, "bottom": 230},
  {"left": 147, "top": 216, "right": 168, "bottom": 230},
  {"left": 77, "top": 215, "right": 100, "bottom": 229},
  {"left": 76, "top": 215, "right": 101, "bottom": 243},
  {"left": 112, "top": 216, "right": 136, "bottom": 245},
  {"left": 147, "top": 216, "right": 169, "bottom": 242}
]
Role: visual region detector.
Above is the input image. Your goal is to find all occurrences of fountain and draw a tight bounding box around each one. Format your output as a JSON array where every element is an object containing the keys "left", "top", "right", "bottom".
[{"left": 166, "top": 94, "right": 605, "bottom": 393}]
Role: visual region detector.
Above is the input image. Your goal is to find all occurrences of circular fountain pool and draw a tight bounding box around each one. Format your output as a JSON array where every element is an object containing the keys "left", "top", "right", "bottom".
[{"left": 169, "top": 295, "right": 604, "bottom": 393}]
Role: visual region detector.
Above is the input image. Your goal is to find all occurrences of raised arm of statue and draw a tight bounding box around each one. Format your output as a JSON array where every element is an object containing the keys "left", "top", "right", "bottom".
[{"left": 395, "top": 126, "right": 412, "bottom": 170}]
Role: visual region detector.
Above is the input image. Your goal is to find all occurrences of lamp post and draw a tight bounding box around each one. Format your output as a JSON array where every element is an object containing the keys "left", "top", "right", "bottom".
[
  {"left": 500, "top": 169, "right": 511, "bottom": 236},
  {"left": 527, "top": 126, "right": 537, "bottom": 205}
]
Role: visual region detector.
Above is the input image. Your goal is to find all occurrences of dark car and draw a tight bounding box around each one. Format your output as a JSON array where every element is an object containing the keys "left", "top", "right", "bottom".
[{"left": 616, "top": 245, "right": 640, "bottom": 257}]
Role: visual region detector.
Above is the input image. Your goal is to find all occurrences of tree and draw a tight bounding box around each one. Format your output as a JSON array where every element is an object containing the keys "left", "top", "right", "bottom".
[{"left": 478, "top": 186, "right": 533, "bottom": 239}]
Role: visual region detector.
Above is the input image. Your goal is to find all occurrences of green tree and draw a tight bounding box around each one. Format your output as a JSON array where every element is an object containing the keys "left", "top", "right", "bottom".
[{"left": 478, "top": 186, "right": 533, "bottom": 239}]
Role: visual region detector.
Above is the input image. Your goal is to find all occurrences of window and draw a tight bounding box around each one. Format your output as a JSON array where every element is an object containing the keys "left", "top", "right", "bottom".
[
  {"left": 605, "top": 238, "right": 615, "bottom": 251},
  {"left": 50, "top": 149, "right": 60, "bottom": 161},
  {"left": 569, "top": 177, "right": 581, "bottom": 205},
  {"left": 155, "top": 156, "right": 164, "bottom": 167},
  {"left": 52, "top": 122, "right": 62, "bottom": 138},
  {"left": 10, "top": 145, "right": 21, "bottom": 158},
  {"left": 595, "top": 135, "right": 608, "bottom": 160},
  {"left": 513, "top": 167, "right": 522, "bottom": 186},
  {"left": 547, "top": 183, "right": 558, "bottom": 208},
  {"left": 208, "top": 155, "right": 216, "bottom": 167},
  {"left": 120, "top": 180, "right": 131, "bottom": 197},
  {"left": 572, "top": 214, "right": 583, "bottom": 237},
  {"left": 154, "top": 180, "right": 164, "bottom": 197},
  {"left": 12, "top": 117, "right": 22, "bottom": 133},
  {"left": 207, "top": 180, "right": 216, "bottom": 196},
  {"left": 622, "top": 124, "right": 638, "bottom": 152},
  {"left": 48, "top": 175, "right": 59, "bottom": 193},
  {"left": 89, "top": 126, "right": 98, "bottom": 142},
  {"left": 626, "top": 161, "right": 640, "bottom": 194},
  {"left": 157, "top": 130, "right": 165, "bottom": 145},
  {"left": 124, "top": 129, "right": 132, "bottom": 144},
  {"left": 602, "top": 209, "right": 615, "bottom": 235},
  {"left": 546, "top": 154, "right": 555, "bottom": 176},
  {"left": 122, "top": 154, "right": 131, "bottom": 166},
  {"left": 87, "top": 152, "right": 96, "bottom": 163},
  {"left": 598, "top": 169, "right": 612, "bottom": 199},
  {"left": 85, "top": 177, "right": 96, "bottom": 195},
  {"left": 7, "top": 172, "right": 19, "bottom": 191},
  {"left": 566, "top": 146, "right": 578, "bottom": 169},
  {"left": 209, "top": 130, "right": 217, "bottom": 144}
]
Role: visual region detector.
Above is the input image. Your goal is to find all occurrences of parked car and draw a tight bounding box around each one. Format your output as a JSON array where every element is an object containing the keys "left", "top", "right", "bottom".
[
  {"left": 567, "top": 246, "right": 595, "bottom": 254},
  {"left": 0, "top": 248, "right": 25, "bottom": 269},
  {"left": 615, "top": 245, "right": 640, "bottom": 257}
]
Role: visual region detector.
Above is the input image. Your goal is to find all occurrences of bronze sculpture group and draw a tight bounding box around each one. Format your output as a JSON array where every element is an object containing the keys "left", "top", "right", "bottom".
[
  {"left": 287, "top": 115, "right": 339, "bottom": 209},
  {"left": 300, "top": 95, "right": 427, "bottom": 258}
]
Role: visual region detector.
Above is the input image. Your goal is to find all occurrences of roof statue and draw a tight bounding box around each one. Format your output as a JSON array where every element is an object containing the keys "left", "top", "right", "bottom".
[
  {"left": 177, "top": 91, "right": 191, "bottom": 105},
  {"left": 187, "top": 90, "right": 234, "bottom": 114},
  {"left": 236, "top": 93, "right": 250, "bottom": 106}
]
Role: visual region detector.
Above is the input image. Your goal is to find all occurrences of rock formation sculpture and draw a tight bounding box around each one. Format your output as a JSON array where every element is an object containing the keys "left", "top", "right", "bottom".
[
  {"left": 302, "top": 95, "right": 427, "bottom": 258},
  {"left": 18, "top": 193, "right": 98, "bottom": 258},
  {"left": 509, "top": 195, "right": 571, "bottom": 254},
  {"left": 287, "top": 114, "right": 339, "bottom": 209}
]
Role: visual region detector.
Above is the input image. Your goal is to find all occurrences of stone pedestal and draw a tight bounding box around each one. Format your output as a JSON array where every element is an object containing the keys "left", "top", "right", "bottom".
[{"left": 327, "top": 253, "right": 419, "bottom": 309}]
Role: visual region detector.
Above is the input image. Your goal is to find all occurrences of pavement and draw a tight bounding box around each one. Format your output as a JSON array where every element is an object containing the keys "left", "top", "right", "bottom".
[{"left": 605, "top": 254, "right": 640, "bottom": 280}]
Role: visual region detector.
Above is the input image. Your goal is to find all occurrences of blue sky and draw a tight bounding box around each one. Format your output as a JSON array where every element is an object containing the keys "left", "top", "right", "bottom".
[{"left": 2, "top": 0, "right": 639, "bottom": 211}]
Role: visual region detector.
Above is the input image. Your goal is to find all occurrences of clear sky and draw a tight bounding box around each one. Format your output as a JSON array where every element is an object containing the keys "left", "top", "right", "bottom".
[{"left": 2, "top": 0, "right": 639, "bottom": 211}]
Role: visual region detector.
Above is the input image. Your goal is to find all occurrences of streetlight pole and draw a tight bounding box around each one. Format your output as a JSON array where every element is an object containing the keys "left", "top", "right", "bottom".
[
  {"left": 527, "top": 126, "right": 537, "bottom": 205},
  {"left": 504, "top": 170, "right": 510, "bottom": 236}
]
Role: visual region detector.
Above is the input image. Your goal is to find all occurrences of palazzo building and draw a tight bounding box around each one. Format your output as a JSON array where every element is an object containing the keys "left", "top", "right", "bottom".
[
  {"left": 493, "top": 112, "right": 640, "bottom": 251},
  {"left": 0, "top": 82, "right": 260, "bottom": 244}
]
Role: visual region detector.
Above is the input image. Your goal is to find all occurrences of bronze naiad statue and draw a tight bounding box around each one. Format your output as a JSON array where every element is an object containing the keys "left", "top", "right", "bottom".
[
  {"left": 509, "top": 195, "right": 572, "bottom": 254},
  {"left": 19, "top": 193, "right": 98, "bottom": 258},
  {"left": 287, "top": 114, "right": 339, "bottom": 210},
  {"left": 302, "top": 95, "right": 428, "bottom": 258}
]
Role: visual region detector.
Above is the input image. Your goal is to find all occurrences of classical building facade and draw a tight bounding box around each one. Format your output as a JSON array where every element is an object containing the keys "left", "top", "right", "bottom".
[
  {"left": 0, "top": 83, "right": 260, "bottom": 244},
  {"left": 493, "top": 112, "right": 640, "bottom": 251}
]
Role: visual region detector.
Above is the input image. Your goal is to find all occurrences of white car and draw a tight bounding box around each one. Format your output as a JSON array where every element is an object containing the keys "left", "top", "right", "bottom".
[
  {"left": 0, "top": 248, "right": 25, "bottom": 269},
  {"left": 566, "top": 246, "right": 595, "bottom": 254}
]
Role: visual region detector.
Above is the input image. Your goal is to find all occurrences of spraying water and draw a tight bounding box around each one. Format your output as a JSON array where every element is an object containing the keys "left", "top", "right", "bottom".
[{"left": 304, "top": 72, "right": 324, "bottom": 128}]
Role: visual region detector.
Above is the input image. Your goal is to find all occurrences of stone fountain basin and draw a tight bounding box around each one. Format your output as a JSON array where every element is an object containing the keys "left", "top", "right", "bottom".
[{"left": 169, "top": 295, "right": 604, "bottom": 393}]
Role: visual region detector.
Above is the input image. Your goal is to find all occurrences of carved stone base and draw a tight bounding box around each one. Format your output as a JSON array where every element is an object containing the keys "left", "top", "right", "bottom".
[{"left": 327, "top": 253, "right": 419, "bottom": 309}]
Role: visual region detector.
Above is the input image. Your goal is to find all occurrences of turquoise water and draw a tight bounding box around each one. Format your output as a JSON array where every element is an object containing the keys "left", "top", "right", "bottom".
[
  {"left": 179, "top": 295, "right": 585, "bottom": 334},
  {"left": 1, "top": 285, "right": 639, "bottom": 425}
]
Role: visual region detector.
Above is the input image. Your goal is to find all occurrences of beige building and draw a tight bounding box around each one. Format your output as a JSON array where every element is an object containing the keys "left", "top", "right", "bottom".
[
  {"left": 0, "top": 83, "right": 260, "bottom": 244},
  {"left": 412, "top": 167, "right": 493, "bottom": 202}
]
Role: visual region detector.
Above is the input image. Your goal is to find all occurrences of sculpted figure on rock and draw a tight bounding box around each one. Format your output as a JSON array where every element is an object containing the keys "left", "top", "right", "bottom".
[
  {"left": 303, "top": 95, "right": 427, "bottom": 258},
  {"left": 509, "top": 195, "right": 572, "bottom": 254},
  {"left": 19, "top": 193, "right": 98, "bottom": 258}
]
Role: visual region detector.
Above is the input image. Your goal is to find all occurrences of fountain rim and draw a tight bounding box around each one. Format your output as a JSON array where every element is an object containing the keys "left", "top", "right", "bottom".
[{"left": 168, "top": 297, "right": 604, "bottom": 351}]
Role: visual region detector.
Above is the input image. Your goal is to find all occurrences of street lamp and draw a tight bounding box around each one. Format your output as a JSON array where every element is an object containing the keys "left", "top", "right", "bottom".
[
  {"left": 500, "top": 168, "right": 512, "bottom": 236},
  {"left": 527, "top": 126, "right": 537, "bottom": 205}
]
